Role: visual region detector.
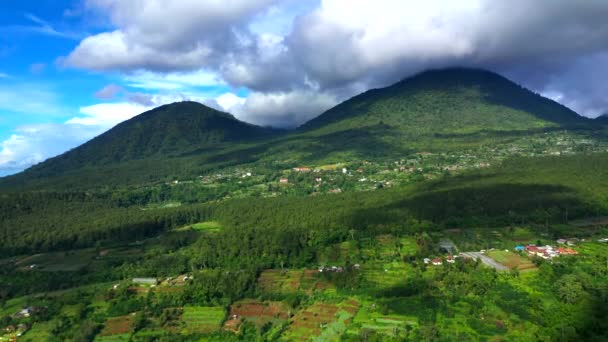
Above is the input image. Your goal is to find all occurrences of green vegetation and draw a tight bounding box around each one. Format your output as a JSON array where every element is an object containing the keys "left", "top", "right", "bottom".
[
  {"left": 181, "top": 306, "right": 226, "bottom": 334},
  {"left": 1, "top": 68, "right": 608, "bottom": 340}
]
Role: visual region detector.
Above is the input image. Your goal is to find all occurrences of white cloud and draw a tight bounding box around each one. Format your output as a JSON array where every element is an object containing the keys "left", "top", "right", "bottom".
[
  {"left": 228, "top": 90, "right": 337, "bottom": 127},
  {"left": 0, "top": 72, "right": 8, "bottom": 78},
  {"left": 67, "top": 102, "right": 151, "bottom": 126},
  {"left": 63, "top": 0, "right": 278, "bottom": 72},
  {"left": 123, "top": 70, "right": 224, "bottom": 90},
  {"left": 216, "top": 93, "right": 246, "bottom": 111}
]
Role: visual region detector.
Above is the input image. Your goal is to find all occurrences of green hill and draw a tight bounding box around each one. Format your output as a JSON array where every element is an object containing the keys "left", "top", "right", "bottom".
[
  {"left": 2, "top": 101, "right": 277, "bottom": 184},
  {"left": 300, "top": 68, "right": 589, "bottom": 135}
]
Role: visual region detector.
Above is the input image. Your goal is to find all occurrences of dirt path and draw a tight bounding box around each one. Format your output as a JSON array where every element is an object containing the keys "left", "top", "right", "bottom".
[{"left": 460, "top": 252, "right": 508, "bottom": 271}]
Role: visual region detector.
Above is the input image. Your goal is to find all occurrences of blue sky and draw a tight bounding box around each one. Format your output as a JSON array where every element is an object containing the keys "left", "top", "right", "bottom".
[{"left": 1, "top": 0, "right": 608, "bottom": 176}]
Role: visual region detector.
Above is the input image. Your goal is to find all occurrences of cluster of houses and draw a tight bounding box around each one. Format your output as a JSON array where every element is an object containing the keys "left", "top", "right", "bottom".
[
  {"left": 423, "top": 255, "right": 457, "bottom": 266},
  {"left": 515, "top": 244, "right": 578, "bottom": 259}
]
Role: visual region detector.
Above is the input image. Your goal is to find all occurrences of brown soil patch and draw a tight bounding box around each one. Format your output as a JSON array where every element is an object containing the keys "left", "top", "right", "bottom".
[
  {"left": 100, "top": 315, "right": 134, "bottom": 336},
  {"left": 230, "top": 301, "right": 289, "bottom": 320}
]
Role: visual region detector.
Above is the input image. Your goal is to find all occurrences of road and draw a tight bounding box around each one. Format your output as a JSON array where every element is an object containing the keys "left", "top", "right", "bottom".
[{"left": 459, "top": 252, "right": 509, "bottom": 271}]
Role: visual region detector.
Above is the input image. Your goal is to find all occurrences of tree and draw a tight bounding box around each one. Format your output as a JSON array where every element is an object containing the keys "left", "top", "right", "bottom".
[{"left": 555, "top": 274, "right": 585, "bottom": 304}]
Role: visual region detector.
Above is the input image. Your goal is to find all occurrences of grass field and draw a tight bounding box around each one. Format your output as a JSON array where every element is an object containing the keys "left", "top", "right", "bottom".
[
  {"left": 346, "top": 299, "right": 418, "bottom": 338},
  {"left": 175, "top": 221, "right": 222, "bottom": 232},
  {"left": 486, "top": 250, "right": 537, "bottom": 272},
  {"left": 362, "top": 261, "right": 414, "bottom": 291},
  {"left": 180, "top": 306, "right": 225, "bottom": 334},
  {"left": 15, "top": 249, "right": 97, "bottom": 272}
]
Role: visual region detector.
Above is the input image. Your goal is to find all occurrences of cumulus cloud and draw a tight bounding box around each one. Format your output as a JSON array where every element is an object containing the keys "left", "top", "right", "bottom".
[
  {"left": 61, "top": 0, "right": 608, "bottom": 122},
  {"left": 63, "top": 0, "right": 278, "bottom": 72},
  {"left": 227, "top": 90, "right": 337, "bottom": 128}
]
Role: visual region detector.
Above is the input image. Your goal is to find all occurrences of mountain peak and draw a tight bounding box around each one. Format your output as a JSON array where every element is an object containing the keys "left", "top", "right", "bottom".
[
  {"left": 17, "top": 101, "right": 274, "bottom": 178},
  {"left": 300, "top": 67, "right": 587, "bottom": 133}
]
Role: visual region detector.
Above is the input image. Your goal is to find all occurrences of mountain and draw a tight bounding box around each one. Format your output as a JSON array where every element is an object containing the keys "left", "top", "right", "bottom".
[
  {"left": 25, "top": 101, "right": 274, "bottom": 169},
  {"left": 0, "top": 68, "right": 600, "bottom": 191},
  {"left": 300, "top": 68, "right": 589, "bottom": 135},
  {"left": 64, "top": 101, "right": 275, "bottom": 161}
]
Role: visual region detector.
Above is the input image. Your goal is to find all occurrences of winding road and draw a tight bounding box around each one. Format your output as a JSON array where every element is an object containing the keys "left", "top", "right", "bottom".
[{"left": 459, "top": 252, "right": 509, "bottom": 271}]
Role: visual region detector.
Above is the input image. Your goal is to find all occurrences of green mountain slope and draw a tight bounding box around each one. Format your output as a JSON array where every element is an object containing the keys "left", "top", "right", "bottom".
[
  {"left": 8, "top": 101, "right": 277, "bottom": 179},
  {"left": 300, "top": 68, "right": 589, "bottom": 135}
]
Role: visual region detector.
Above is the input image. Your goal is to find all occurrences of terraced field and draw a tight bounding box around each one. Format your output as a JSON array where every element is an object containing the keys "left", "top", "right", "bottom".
[
  {"left": 282, "top": 299, "right": 360, "bottom": 341},
  {"left": 258, "top": 269, "right": 303, "bottom": 294},
  {"left": 99, "top": 315, "right": 135, "bottom": 337},
  {"left": 180, "top": 306, "right": 225, "bottom": 334}
]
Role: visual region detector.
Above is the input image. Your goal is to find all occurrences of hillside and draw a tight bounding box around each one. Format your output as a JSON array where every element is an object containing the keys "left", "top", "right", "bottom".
[
  {"left": 1, "top": 68, "right": 604, "bottom": 191},
  {"left": 2, "top": 101, "right": 277, "bottom": 183},
  {"left": 300, "top": 68, "right": 589, "bottom": 135}
]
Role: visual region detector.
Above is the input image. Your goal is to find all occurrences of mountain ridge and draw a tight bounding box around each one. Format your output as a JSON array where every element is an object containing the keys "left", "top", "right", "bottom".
[
  {"left": 299, "top": 67, "right": 589, "bottom": 134},
  {"left": 1, "top": 67, "right": 604, "bottom": 190}
]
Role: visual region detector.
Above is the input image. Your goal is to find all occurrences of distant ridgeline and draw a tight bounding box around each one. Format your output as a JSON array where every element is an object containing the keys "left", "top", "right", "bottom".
[
  {"left": 0, "top": 67, "right": 607, "bottom": 255},
  {"left": 0, "top": 67, "right": 604, "bottom": 191}
]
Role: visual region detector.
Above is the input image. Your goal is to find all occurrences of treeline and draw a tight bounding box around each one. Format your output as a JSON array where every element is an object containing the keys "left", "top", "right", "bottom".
[{"left": 2, "top": 153, "right": 608, "bottom": 257}]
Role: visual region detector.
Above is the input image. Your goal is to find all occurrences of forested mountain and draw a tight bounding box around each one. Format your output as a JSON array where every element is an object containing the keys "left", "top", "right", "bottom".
[
  {"left": 12, "top": 101, "right": 277, "bottom": 176},
  {"left": 300, "top": 68, "right": 590, "bottom": 135},
  {"left": 0, "top": 68, "right": 603, "bottom": 191}
]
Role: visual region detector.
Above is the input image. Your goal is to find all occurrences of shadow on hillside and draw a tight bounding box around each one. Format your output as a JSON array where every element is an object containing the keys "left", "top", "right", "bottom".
[
  {"left": 199, "top": 124, "right": 409, "bottom": 166},
  {"left": 345, "top": 182, "right": 596, "bottom": 229}
]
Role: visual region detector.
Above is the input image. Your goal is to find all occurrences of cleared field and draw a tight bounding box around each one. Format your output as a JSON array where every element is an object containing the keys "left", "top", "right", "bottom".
[
  {"left": 175, "top": 221, "right": 222, "bottom": 232},
  {"left": 300, "top": 269, "right": 336, "bottom": 294},
  {"left": 347, "top": 299, "right": 418, "bottom": 338},
  {"left": 15, "top": 249, "right": 96, "bottom": 272},
  {"left": 99, "top": 315, "right": 135, "bottom": 336},
  {"left": 258, "top": 269, "right": 303, "bottom": 294},
  {"left": 224, "top": 299, "right": 289, "bottom": 331},
  {"left": 282, "top": 299, "right": 360, "bottom": 341},
  {"left": 180, "top": 306, "right": 225, "bottom": 334},
  {"left": 486, "top": 250, "right": 536, "bottom": 272},
  {"left": 361, "top": 261, "right": 413, "bottom": 290}
]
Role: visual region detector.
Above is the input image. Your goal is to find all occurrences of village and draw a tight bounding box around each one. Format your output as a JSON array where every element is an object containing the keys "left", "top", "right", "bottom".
[{"left": 147, "top": 130, "right": 608, "bottom": 208}]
